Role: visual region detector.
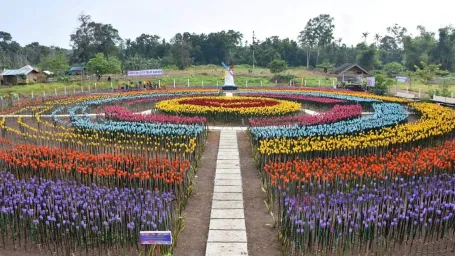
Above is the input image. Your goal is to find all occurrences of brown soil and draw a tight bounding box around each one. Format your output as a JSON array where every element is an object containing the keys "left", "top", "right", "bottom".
[
  {"left": 238, "top": 131, "right": 281, "bottom": 256},
  {"left": 173, "top": 131, "right": 219, "bottom": 256}
]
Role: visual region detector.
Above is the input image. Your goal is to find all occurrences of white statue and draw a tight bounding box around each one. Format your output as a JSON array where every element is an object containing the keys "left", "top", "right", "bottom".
[{"left": 222, "top": 62, "right": 236, "bottom": 86}]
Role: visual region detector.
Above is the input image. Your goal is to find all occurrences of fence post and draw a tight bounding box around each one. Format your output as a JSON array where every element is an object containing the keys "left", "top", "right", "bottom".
[
  {"left": 73, "top": 87, "right": 76, "bottom": 94},
  {"left": 64, "top": 87, "right": 67, "bottom": 95},
  {"left": 419, "top": 88, "right": 421, "bottom": 98},
  {"left": 452, "top": 92, "right": 454, "bottom": 98},
  {"left": 159, "top": 80, "right": 161, "bottom": 88},
  {"left": 202, "top": 81, "right": 204, "bottom": 87},
  {"left": 81, "top": 86, "right": 84, "bottom": 93},
  {"left": 31, "top": 92, "right": 34, "bottom": 99},
  {"left": 43, "top": 91, "right": 46, "bottom": 98},
  {"left": 318, "top": 80, "right": 321, "bottom": 87},
  {"left": 246, "top": 80, "right": 248, "bottom": 88},
  {"left": 216, "top": 80, "right": 219, "bottom": 87},
  {"left": 173, "top": 79, "right": 176, "bottom": 88},
  {"left": 304, "top": 80, "right": 307, "bottom": 87},
  {"left": 332, "top": 80, "right": 335, "bottom": 88},
  {"left": 406, "top": 87, "right": 409, "bottom": 93},
  {"left": 275, "top": 80, "right": 277, "bottom": 86},
  {"left": 55, "top": 88, "right": 57, "bottom": 96},
  {"left": 260, "top": 80, "right": 263, "bottom": 87},
  {"left": 187, "top": 79, "right": 190, "bottom": 87},
  {"left": 88, "top": 85, "right": 91, "bottom": 93}
]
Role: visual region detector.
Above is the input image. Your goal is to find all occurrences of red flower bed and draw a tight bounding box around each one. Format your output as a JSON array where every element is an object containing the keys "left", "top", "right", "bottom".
[
  {"left": 177, "top": 97, "right": 280, "bottom": 108},
  {"left": 104, "top": 106, "right": 206, "bottom": 125},
  {"left": 238, "top": 93, "right": 347, "bottom": 104},
  {"left": 248, "top": 104, "right": 362, "bottom": 127}
]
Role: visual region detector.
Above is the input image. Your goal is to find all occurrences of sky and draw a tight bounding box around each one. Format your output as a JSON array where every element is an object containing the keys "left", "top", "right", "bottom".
[{"left": 2, "top": 0, "right": 454, "bottom": 48}]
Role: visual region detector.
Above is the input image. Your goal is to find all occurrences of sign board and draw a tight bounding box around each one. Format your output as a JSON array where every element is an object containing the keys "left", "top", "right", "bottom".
[
  {"left": 128, "top": 69, "right": 163, "bottom": 77},
  {"left": 366, "top": 77, "right": 375, "bottom": 87},
  {"left": 396, "top": 76, "right": 411, "bottom": 83},
  {"left": 140, "top": 231, "right": 172, "bottom": 245}
]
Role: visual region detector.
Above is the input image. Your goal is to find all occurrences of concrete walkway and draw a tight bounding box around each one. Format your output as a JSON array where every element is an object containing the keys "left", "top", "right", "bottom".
[{"left": 206, "top": 130, "right": 248, "bottom": 256}]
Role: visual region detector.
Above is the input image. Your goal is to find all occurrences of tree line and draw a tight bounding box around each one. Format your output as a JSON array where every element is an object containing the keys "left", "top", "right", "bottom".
[{"left": 1, "top": 14, "right": 455, "bottom": 76}]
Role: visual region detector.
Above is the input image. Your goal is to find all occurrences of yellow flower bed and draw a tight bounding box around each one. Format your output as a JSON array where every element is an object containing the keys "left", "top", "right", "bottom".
[
  {"left": 257, "top": 102, "right": 455, "bottom": 154},
  {"left": 156, "top": 96, "right": 301, "bottom": 116}
]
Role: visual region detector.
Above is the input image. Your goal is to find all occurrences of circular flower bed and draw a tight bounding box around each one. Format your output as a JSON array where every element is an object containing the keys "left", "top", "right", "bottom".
[{"left": 156, "top": 96, "right": 301, "bottom": 120}]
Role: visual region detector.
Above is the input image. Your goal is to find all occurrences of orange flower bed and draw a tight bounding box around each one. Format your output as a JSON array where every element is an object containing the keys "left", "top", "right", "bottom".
[
  {"left": 264, "top": 139, "right": 455, "bottom": 188},
  {"left": 0, "top": 139, "right": 190, "bottom": 186}
]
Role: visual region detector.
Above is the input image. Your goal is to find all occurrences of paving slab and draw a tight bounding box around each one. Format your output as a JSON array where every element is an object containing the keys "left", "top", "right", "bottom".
[
  {"left": 213, "top": 192, "right": 243, "bottom": 201},
  {"left": 214, "top": 185, "right": 242, "bottom": 193},
  {"left": 207, "top": 230, "right": 247, "bottom": 242},
  {"left": 209, "top": 219, "right": 246, "bottom": 230},
  {"left": 216, "top": 155, "right": 240, "bottom": 160},
  {"left": 215, "top": 179, "right": 242, "bottom": 186},
  {"left": 215, "top": 174, "right": 241, "bottom": 180},
  {"left": 210, "top": 208, "right": 245, "bottom": 219},
  {"left": 211, "top": 200, "right": 244, "bottom": 209},
  {"left": 216, "top": 169, "right": 240, "bottom": 174},
  {"left": 205, "top": 242, "right": 248, "bottom": 256}
]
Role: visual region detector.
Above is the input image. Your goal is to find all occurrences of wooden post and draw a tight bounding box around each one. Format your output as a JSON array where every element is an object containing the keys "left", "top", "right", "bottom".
[
  {"left": 318, "top": 80, "right": 321, "bottom": 87},
  {"left": 304, "top": 80, "right": 307, "bottom": 86},
  {"left": 216, "top": 80, "right": 219, "bottom": 87},
  {"left": 43, "top": 91, "right": 46, "bottom": 97},
  {"left": 246, "top": 80, "right": 248, "bottom": 88},
  {"left": 64, "top": 87, "right": 67, "bottom": 95},
  {"left": 187, "top": 79, "right": 190, "bottom": 87},
  {"left": 260, "top": 80, "right": 263, "bottom": 87},
  {"left": 419, "top": 88, "right": 421, "bottom": 98},
  {"left": 159, "top": 80, "right": 161, "bottom": 88},
  {"left": 73, "top": 87, "right": 76, "bottom": 94},
  {"left": 173, "top": 79, "right": 176, "bottom": 88},
  {"left": 55, "top": 88, "right": 57, "bottom": 96},
  {"left": 275, "top": 80, "right": 277, "bottom": 86},
  {"left": 202, "top": 80, "right": 204, "bottom": 87}
]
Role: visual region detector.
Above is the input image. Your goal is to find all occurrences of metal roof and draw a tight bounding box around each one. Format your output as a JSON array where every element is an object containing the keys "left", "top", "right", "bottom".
[
  {"left": 69, "top": 66, "right": 85, "bottom": 71},
  {"left": 333, "top": 63, "right": 369, "bottom": 75},
  {"left": 1, "top": 65, "right": 37, "bottom": 76},
  {"left": 43, "top": 71, "right": 54, "bottom": 75}
]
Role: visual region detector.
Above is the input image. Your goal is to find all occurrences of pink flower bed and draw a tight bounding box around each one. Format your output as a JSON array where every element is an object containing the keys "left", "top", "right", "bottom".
[
  {"left": 104, "top": 106, "right": 206, "bottom": 125},
  {"left": 238, "top": 93, "right": 347, "bottom": 104},
  {"left": 248, "top": 104, "right": 362, "bottom": 127}
]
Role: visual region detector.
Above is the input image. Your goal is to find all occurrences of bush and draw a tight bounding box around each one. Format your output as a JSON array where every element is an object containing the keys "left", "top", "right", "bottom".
[
  {"left": 268, "top": 59, "right": 288, "bottom": 74},
  {"left": 272, "top": 73, "right": 296, "bottom": 83}
]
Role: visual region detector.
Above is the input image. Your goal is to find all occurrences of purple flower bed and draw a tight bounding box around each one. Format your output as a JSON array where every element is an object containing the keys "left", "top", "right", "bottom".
[
  {"left": 278, "top": 174, "right": 455, "bottom": 254},
  {"left": 0, "top": 172, "right": 175, "bottom": 249}
]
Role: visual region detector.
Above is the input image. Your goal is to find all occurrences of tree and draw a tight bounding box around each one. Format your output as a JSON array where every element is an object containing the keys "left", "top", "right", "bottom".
[
  {"left": 299, "top": 14, "right": 334, "bottom": 67},
  {"left": 316, "top": 62, "right": 333, "bottom": 73},
  {"left": 374, "top": 34, "right": 381, "bottom": 46},
  {"left": 70, "top": 14, "right": 121, "bottom": 63},
  {"left": 86, "top": 53, "right": 121, "bottom": 75},
  {"left": 371, "top": 73, "right": 394, "bottom": 95},
  {"left": 356, "top": 43, "right": 380, "bottom": 70},
  {"left": 268, "top": 59, "right": 288, "bottom": 74},
  {"left": 383, "top": 62, "right": 404, "bottom": 77},
  {"left": 38, "top": 52, "right": 70, "bottom": 76},
  {"left": 171, "top": 33, "right": 193, "bottom": 70},
  {"left": 362, "top": 32, "right": 369, "bottom": 43},
  {"left": 414, "top": 61, "right": 445, "bottom": 86}
]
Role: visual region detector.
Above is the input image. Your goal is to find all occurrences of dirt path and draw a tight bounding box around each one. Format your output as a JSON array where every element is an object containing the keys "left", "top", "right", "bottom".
[
  {"left": 238, "top": 132, "right": 281, "bottom": 256},
  {"left": 173, "top": 131, "right": 219, "bottom": 256}
]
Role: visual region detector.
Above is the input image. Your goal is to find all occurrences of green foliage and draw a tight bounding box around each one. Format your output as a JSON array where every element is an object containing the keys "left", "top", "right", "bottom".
[
  {"left": 272, "top": 73, "right": 296, "bottom": 83},
  {"left": 268, "top": 59, "right": 288, "bottom": 74},
  {"left": 383, "top": 62, "right": 404, "bottom": 77},
  {"left": 316, "top": 62, "right": 333, "bottom": 73},
  {"left": 86, "top": 53, "right": 121, "bottom": 74},
  {"left": 371, "top": 73, "right": 394, "bottom": 95},
  {"left": 414, "top": 61, "right": 446, "bottom": 85},
  {"left": 356, "top": 44, "right": 380, "bottom": 70},
  {"left": 38, "top": 52, "right": 70, "bottom": 76}
]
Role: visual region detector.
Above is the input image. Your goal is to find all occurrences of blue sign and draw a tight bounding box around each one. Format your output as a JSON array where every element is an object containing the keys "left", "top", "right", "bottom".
[{"left": 140, "top": 231, "right": 172, "bottom": 245}]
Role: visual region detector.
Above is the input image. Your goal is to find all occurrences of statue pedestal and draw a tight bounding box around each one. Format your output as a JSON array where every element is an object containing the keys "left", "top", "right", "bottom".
[{"left": 222, "top": 85, "right": 238, "bottom": 91}]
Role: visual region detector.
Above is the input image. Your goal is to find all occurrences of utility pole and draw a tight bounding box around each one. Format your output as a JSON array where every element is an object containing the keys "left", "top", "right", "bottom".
[{"left": 252, "top": 31, "right": 256, "bottom": 70}]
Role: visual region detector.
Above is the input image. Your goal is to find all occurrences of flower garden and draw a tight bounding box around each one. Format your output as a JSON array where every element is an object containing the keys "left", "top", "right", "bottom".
[{"left": 0, "top": 87, "right": 454, "bottom": 255}]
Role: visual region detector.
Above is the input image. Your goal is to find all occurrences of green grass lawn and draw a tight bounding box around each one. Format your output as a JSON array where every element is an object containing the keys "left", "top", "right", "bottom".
[{"left": 0, "top": 65, "right": 336, "bottom": 98}]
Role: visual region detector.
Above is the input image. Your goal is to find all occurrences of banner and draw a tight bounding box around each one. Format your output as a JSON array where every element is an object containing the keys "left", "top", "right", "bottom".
[
  {"left": 127, "top": 69, "right": 163, "bottom": 77},
  {"left": 396, "top": 76, "right": 411, "bottom": 83},
  {"left": 366, "top": 77, "right": 375, "bottom": 87}
]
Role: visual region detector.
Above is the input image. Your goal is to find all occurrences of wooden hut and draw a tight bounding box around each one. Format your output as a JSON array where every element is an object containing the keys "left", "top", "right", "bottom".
[
  {"left": 68, "top": 66, "right": 85, "bottom": 76},
  {"left": 332, "top": 63, "right": 369, "bottom": 90},
  {"left": 0, "top": 65, "right": 44, "bottom": 85}
]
